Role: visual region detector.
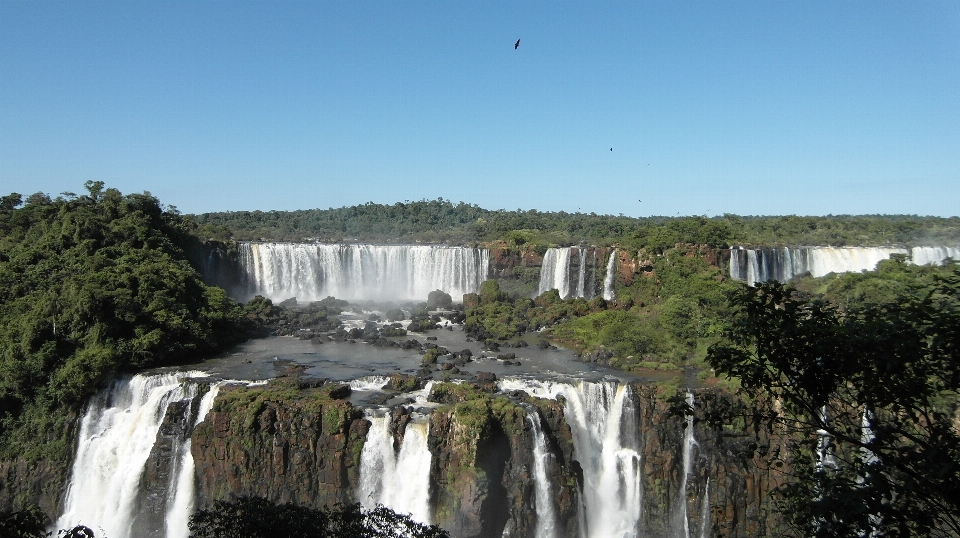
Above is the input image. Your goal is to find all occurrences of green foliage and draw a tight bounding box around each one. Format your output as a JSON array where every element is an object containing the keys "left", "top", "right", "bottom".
[
  {"left": 192, "top": 200, "right": 960, "bottom": 249},
  {"left": 188, "top": 496, "right": 449, "bottom": 538},
  {"left": 0, "top": 506, "right": 48, "bottom": 538},
  {"left": 707, "top": 276, "right": 960, "bottom": 537},
  {"left": 0, "top": 186, "right": 250, "bottom": 462}
]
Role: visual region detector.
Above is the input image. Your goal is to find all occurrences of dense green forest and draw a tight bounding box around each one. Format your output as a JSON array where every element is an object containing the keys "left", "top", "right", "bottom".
[
  {"left": 193, "top": 199, "right": 960, "bottom": 251},
  {"left": 0, "top": 183, "right": 252, "bottom": 464}
]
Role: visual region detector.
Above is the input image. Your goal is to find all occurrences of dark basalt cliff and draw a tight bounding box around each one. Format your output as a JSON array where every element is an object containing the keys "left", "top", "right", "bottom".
[{"left": 187, "top": 377, "right": 783, "bottom": 538}]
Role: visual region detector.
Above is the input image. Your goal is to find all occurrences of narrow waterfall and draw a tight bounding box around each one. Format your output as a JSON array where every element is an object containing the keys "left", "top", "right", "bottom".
[
  {"left": 56, "top": 372, "right": 208, "bottom": 538},
  {"left": 498, "top": 379, "right": 643, "bottom": 538},
  {"left": 602, "top": 249, "right": 617, "bottom": 301},
  {"left": 237, "top": 243, "right": 489, "bottom": 302},
  {"left": 357, "top": 411, "right": 432, "bottom": 524},
  {"left": 164, "top": 383, "right": 223, "bottom": 538},
  {"left": 528, "top": 411, "right": 558, "bottom": 538},
  {"left": 538, "top": 247, "right": 597, "bottom": 300},
  {"left": 676, "top": 392, "right": 699, "bottom": 538}
]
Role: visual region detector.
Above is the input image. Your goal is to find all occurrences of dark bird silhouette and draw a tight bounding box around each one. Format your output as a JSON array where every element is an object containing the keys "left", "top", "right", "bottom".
[
  {"left": 514, "top": 39, "right": 520, "bottom": 50},
  {"left": 610, "top": 148, "right": 613, "bottom": 151}
]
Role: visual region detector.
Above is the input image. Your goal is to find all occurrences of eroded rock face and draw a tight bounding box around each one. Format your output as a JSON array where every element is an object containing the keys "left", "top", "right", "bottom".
[
  {"left": 190, "top": 379, "right": 368, "bottom": 508},
  {"left": 187, "top": 379, "right": 783, "bottom": 538}
]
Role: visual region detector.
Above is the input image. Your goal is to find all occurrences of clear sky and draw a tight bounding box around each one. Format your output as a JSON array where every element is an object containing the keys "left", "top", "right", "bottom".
[{"left": 2, "top": 1, "right": 958, "bottom": 217}]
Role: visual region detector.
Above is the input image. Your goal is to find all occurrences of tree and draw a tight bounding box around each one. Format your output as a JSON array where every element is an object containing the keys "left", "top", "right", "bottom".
[
  {"left": 705, "top": 276, "right": 960, "bottom": 537},
  {"left": 188, "top": 497, "right": 449, "bottom": 538}
]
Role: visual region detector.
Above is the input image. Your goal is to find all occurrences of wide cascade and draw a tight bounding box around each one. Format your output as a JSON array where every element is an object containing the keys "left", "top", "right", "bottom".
[
  {"left": 237, "top": 243, "right": 489, "bottom": 302},
  {"left": 728, "top": 246, "right": 959, "bottom": 285},
  {"left": 357, "top": 411, "right": 432, "bottom": 524},
  {"left": 56, "top": 372, "right": 216, "bottom": 538},
  {"left": 499, "top": 379, "right": 643, "bottom": 538},
  {"left": 538, "top": 247, "right": 598, "bottom": 300}
]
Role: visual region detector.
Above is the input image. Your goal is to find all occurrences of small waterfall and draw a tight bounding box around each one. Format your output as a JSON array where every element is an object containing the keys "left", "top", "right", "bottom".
[
  {"left": 164, "top": 383, "right": 223, "bottom": 538},
  {"left": 237, "top": 243, "right": 489, "bottom": 302},
  {"left": 528, "top": 411, "right": 558, "bottom": 538},
  {"left": 498, "top": 378, "right": 642, "bottom": 538},
  {"left": 357, "top": 411, "right": 432, "bottom": 524},
  {"left": 56, "top": 372, "right": 206, "bottom": 538},
  {"left": 602, "top": 249, "right": 617, "bottom": 301},
  {"left": 538, "top": 247, "right": 597, "bottom": 300},
  {"left": 676, "top": 392, "right": 699, "bottom": 538},
  {"left": 539, "top": 247, "right": 573, "bottom": 298},
  {"left": 349, "top": 376, "right": 391, "bottom": 392}
]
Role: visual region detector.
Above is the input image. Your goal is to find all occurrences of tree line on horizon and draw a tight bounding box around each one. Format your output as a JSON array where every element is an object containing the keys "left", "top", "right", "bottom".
[{"left": 189, "top": 198, "right": 960, "bottom": 252}]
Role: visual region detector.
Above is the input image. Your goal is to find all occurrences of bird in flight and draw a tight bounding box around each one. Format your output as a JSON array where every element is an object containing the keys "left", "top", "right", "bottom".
[
  {"left": 515, "top": 39, "right": 520, "bottom": 50},
  {"left": 610, "top": 148, "right": 613, "bottom": 151}
]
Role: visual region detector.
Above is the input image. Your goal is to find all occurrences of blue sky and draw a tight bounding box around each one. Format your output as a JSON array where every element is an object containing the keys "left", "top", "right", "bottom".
[{"left": 2, "top": 1, "right": 958, "bottom": 217}]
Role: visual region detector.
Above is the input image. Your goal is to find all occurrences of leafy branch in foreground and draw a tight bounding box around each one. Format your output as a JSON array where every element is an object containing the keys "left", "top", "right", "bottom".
[
  {"left": 188, "top": 497, "right": 449, "bottom": 538},
  {"left": 706, "top": 276, "right": 960, "bottom": 537}
]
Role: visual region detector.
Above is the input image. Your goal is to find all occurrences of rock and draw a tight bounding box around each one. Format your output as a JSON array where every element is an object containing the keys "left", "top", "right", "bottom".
[
  {"left": 325, "top": 384, "right": 352, "bottom": 400},
  {"left": 497, "top": 353, "right": 516, "bottom": 361},
  {"left": 476, "top": 371, "right": 497, "bottom": 382}
]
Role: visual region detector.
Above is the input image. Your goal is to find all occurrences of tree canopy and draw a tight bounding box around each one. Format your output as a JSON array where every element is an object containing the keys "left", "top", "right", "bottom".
[
  {"left": 706, "top": 269, "right": 960, "bottom": 537},
  {"left": 0, "top": 183, "right": 250, "bottom": 462}
]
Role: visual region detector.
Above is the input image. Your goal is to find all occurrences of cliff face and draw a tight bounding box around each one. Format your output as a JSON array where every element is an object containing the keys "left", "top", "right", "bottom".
[
  {"left": 190, "top": 379, "right": 368, "bottom": 508},
  {"left": 189, "top": 378, "right": 783, "bottom": 538}
]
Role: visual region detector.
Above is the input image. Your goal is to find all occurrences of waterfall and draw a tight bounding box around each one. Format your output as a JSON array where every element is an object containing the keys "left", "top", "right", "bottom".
[
  {"left": 538, "top": 247, "right": 597, "bottom": 300},
  {"left": 357, "top": 411, "right": 432, "bottom": 524},
  {"left": 498, "top": 378, "right": 643, "bottom": 538},
  {"left": 602, "top": 249, "right": 617, "bottom": 301},
  {"left": 676, "top": 392, "right": 699, "bottom": 538},
  {"left": 528, "top": 411, "right": 558, "bottom": 538},
  {"left": 539, "top": 247, "right": 573, "bottom": 298},
  {"left": 728, "top": 247, "right": 922, "bottom": 285},
  {"left": 163, "top": 383, "right": 223, "bottom": 538},
  {"left": 909, "top": 246, "right": 960, "bottom": 266},
  {"left": 237, "top": 243, "right": 489, "bottom": 302},
  {"left": 56, "top": 372, "right": 209, "bottom": 538}
]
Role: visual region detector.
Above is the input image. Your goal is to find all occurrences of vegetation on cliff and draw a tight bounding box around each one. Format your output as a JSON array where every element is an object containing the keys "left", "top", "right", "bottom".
[
  {"left": 188, "top": 497, "right": 450, "bottom": 538},
  {"left": 193, "top": 198, "right": 960, "bottom": 250},
  {"left": 705, "top": 262, "right": 960, "bottom": 537},
  {"left": 0, "top": 183, "right": 251, "bottom": 463}
]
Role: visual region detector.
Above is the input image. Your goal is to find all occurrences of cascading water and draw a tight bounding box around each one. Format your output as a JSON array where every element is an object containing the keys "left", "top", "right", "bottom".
[
  {"left": 909, "top": 246, "right": 960, "bottom": 266},
  {"left": 602, "top": 249, "right": 617, "bottom": 301},
  {"left": 498, "top": 378, "right": 643, "bottom": 538},
  {"left": 237, "top": 243, "right": 489, "bottom": 302},
  {"left": 538, "top": 247, "right": 597, "bottom": 300},
  {"left": 527, "top": 411, "right": 559, "bottom": 538},
  {"left": 357, "top": 411, "right": 432, "bottom": 524},
  {"left": 164, "top": 383, "right": 223, "bottom": 538},
  {"left": 56, "top": 372, "right": 207, "bottom": 538},
  {"left": 676, "top": 392, "right": 699, "bottom": 538},
  {"left": 728, "top": 246, "right": 937, "bottom": 285}
]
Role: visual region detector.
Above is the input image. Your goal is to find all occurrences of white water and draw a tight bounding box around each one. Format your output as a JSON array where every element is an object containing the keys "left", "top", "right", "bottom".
[
  {"left": 602, "top": 249, "right": 617, "bottom": 301},
  {"left": 909, "top": 246, "right": 960, "bottom": 266},
  {"left": 498, "top": 378, "right": 643, "bottom": 538},
  {"left": 357, "top": 411, "right": 432, "bottom": 523},
  {"left": 538, "top": 247, "right": 596, "bottom": 299},
  {"left": 677, "top": 392, "right": 699, "bottom": 538},
  {"left": 349, "top": 375, "right": 391, "bottom": 392},
  {"left": 57, "top": 372, "right": 206, "bottom": 538},
  {"left": 528, "top": 411, "right": 559, "bottom": 538},
  {"left": 164, "top": 383, "right": 223, "bottom": 538},
  {"left": 238, "top": 243, "right": 489, "bottom": 302}
]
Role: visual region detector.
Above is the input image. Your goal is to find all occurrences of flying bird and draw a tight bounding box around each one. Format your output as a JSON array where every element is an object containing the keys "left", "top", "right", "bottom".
[
  {"left": 610, "top": 148, "right": 613, "bottom": 151},
  {"left": 514, "top": 39, "right": 520, "bottom": 50}
]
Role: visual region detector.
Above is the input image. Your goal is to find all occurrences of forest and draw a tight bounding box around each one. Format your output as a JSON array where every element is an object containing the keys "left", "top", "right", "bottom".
[{"left": 192, "top": 199, "right": 960, "bottom": 252}]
